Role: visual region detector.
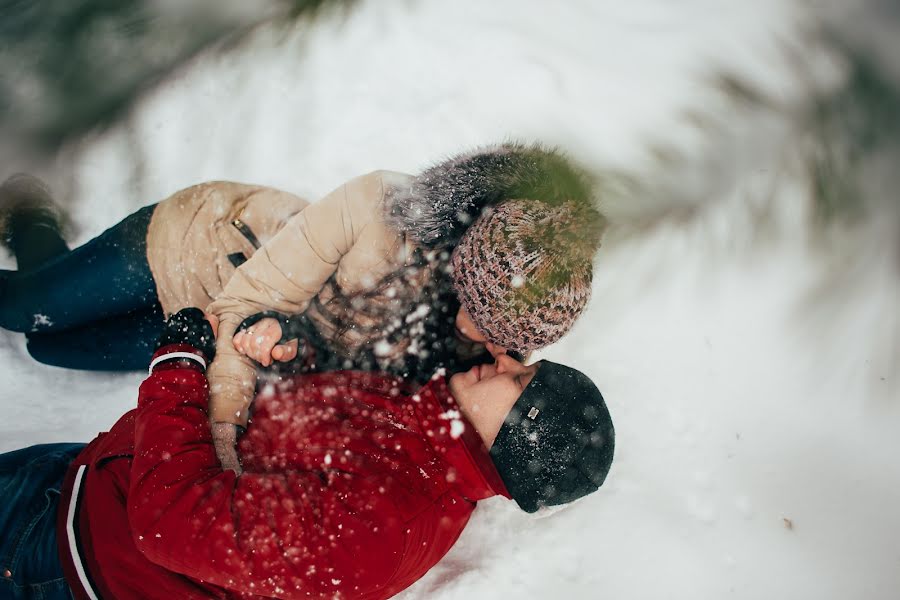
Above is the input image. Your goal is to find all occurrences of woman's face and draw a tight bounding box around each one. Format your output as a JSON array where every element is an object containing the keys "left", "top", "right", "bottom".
[
  {"left": 454, "top": 307, "right": 508, "bottom": 357},
  {"left": 449, "top": 354, "right": 540, "bottom": 448}
]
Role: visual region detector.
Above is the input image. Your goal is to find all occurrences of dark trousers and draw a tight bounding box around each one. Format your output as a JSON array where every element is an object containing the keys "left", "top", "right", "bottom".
[
  {"left": 0, "top": 443, "right": 84, "bottom": 600},
  {"left": 0, "top": 205, "right": 164, "bottom": 370}
]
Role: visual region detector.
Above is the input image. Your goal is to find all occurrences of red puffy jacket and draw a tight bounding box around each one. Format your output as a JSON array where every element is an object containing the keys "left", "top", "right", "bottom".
[{"left": 57, "top": 346, "right": 510, "bottom": 599}]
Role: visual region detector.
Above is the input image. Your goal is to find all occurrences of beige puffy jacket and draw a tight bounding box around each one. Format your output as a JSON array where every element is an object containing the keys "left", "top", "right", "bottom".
[
  {"left": 200, "top": 171, "right": 416, "bottom": 426},
  {"left": 146, "top": 181, "right": 311, "bottom": 315},
  {"left": 146, "top": 171, "right": 416, "bottom": 426},
  {"left": 145, "top": 143, "right": 594, "bottom": 458}
]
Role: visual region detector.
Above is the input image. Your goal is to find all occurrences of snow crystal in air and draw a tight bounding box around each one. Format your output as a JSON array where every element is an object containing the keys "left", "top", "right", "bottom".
[
  {"left": 405, "top": 304, "right": 431, "bottom": 323},
  {"left": 31, "top": 314, "right": 53, "bottom": 328},
  {"left": 439, "top": 409, "right": 465, "bottom": 438},
  {"left": 374, "top": 340, "right": 394, "bottom": 357}
]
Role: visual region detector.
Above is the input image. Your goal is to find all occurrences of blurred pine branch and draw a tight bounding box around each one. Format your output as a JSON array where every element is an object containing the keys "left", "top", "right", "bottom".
[
  {"left": 805, "top": 41, "right": 900, "bottom": 222},
  {"left": 0, "top": 0, "right": 357, "bottom": 157}
]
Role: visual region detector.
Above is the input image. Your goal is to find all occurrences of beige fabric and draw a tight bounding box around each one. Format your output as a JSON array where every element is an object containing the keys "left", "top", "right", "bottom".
[
  {"left": 204, "top": 170, "right": 416, "bottom": 425},
  {"left": 146, "top": 181, "right": 310, "bottom": 314},
  {"left": 211, "top": 422, "right": 242, "bottom": 473}
]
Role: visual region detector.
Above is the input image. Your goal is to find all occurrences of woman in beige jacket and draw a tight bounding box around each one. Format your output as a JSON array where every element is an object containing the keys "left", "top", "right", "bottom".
[{"left": 0, "top": 143, "right": 604, "bottom": 470}]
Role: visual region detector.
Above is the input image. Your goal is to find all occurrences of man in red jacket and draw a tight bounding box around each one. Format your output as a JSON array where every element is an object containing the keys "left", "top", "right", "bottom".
[{"left": 0, "top": 309, "right": 614, "bottom": 600}]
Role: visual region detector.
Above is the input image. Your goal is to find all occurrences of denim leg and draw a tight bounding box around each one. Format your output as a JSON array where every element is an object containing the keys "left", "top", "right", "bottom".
[
  {"left": 25, "top": 305, "right": 164, "bottom": 371},
  {"left": 0, "top": 443, "right": 84, "bottom": 600},
  {"left": 0, "top": 205, "right": 159, "bottom": 334}
]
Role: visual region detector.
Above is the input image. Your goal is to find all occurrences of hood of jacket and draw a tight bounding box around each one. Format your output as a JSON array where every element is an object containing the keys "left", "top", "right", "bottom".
[{"left": 384, "top": 142, "right": 595, "bottom": 249}]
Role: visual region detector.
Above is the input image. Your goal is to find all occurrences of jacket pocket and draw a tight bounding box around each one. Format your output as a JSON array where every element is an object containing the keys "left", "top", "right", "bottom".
[{"left": 213, "top": 215, "right": 259, "bottom": 270}]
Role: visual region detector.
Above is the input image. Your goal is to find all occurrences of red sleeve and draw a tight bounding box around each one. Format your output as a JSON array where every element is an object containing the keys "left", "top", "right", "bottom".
[{"left": 127, "top": 362, "right": 407, "bottom": 599}]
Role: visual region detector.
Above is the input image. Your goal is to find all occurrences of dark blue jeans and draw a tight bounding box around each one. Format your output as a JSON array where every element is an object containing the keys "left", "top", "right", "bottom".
[
  {"left": 0, "top": 205, "right": 163, "bottom": 370},
  {"left": 0, "top": 443, "right": 84, "bottom": 600}
]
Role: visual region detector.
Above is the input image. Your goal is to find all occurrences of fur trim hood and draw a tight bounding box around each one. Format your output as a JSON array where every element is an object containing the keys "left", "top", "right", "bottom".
[{"left": 385, "top": 142, "right": 596, "bottom": 248}]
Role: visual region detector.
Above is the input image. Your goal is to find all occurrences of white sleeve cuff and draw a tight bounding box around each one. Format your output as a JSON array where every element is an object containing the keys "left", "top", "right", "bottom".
[{"left": 149, "top": 351, "right": 207, "bottom": 374}]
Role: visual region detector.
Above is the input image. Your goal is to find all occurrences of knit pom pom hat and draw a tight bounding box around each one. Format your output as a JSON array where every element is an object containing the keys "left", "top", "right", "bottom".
[
  {"left": 384, "top": 142, "right": 605, "bottom": 353},
  {"left": 450, "top": 199, "right": 603, "bottom": 353}
]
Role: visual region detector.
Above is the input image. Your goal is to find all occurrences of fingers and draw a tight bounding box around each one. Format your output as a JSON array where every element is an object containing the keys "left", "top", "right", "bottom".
[
  {"left": 231, "top": 318, "right": 283, "bottom": 366},
  {"left": 255, "top": 320, "right": 283, "bottom": 367},
  {"left": 247, "top": 329, "right": 277, "bottom": 367},
  {"left": 272, "top": 339, "right": 299, "bottom": 362}
]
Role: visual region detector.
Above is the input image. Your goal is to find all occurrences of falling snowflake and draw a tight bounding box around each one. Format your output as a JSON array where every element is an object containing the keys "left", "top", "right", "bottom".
[
  {"left": 449, "top": 420, "right": 465, "bottom": 439},
  {"left": 374, "top": 340, "right": 394, "bottom": 357},
  {"left": 404, "top": 304, "right": 431, "bottom": 323},
  {"left": 31, "top": 313, "right": 53, "bottom": 329},
  {"left": 438, "top": 409, "right": 465, "bottom": 438}
]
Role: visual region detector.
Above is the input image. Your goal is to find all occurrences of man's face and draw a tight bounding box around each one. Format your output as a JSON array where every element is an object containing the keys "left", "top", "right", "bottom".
[
  {"left": 454, "top": 307, "right": 508, "bottom": 358},
  {"left": 449, "top": 355, "right": 539, "bottom": 448}
]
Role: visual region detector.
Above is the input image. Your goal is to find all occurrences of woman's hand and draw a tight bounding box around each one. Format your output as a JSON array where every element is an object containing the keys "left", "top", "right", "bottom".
[{"left": 232, "top": 317, "right": 299, "bottom": 367}]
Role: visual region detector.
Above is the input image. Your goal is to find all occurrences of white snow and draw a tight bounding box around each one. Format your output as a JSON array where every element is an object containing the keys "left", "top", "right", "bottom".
[
  {"left": 31, "top": 313, "right": 53, "bottom": 329},
  {"left": 2, "top": 1, "right": 898, "bottom": 599}
]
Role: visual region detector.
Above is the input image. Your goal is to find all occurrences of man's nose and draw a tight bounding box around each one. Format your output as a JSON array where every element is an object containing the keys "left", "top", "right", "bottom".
[
  {"left": 485, "top": 342, "right": 507, "bottom": 357},
  {"left": 494, "top": 353, "right": 521, "bottom": 374}
]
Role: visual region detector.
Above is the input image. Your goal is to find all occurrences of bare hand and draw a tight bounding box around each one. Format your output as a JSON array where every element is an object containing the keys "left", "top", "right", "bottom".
[{"left": 231, "top": 317, "right": 299, "bottom": 367}]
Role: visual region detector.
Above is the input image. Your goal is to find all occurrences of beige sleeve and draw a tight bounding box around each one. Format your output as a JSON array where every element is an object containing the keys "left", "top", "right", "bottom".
[{"left": 205, "top": 171, "right": 405, "bottom": 426}]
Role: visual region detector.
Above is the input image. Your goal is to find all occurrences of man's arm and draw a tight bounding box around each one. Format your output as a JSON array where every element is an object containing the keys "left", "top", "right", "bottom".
[
  {"left": 205, "top": 171, "right": 409, "bottom": 473},
  {"left": 205, "top": 171, "right": 405, "bottom": 427},
  {"left": 127, "top": 309, "right": 406, "bottom": 599}
]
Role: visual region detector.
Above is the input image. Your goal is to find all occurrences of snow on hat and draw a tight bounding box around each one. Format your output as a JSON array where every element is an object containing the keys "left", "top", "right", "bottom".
[
  {"left": 450, "top": 199, "right": 603, "bottom": 353},
  {"left": 489, "top": 360, "right": 614, "bottom": 513}
]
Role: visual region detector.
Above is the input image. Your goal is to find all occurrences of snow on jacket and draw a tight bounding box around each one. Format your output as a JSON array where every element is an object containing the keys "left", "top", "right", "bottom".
[
  {"left": 145, "top": 171, "right": 464, "bottom": 429},
  {"left": 143, "top": 173, "right": 466, "bottom": 430},
  {"left": 56, "top": 345, "right": 509, "bottom": 600},
  {"left": 145, "top": 144, "right": 592, "bottom": 428},
  {"left": 203, "top": 170, "right": 423, "bottom": 426}
]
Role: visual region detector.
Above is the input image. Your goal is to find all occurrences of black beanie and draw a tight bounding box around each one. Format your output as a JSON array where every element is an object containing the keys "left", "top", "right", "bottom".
[{"left": 489, "top": 361, "right": 615, "bottom": 513}]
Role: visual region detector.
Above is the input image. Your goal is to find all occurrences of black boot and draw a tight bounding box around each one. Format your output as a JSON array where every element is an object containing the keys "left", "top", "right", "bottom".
[{"left": 0, "top": 174, "right": 69, "bottom": 271}]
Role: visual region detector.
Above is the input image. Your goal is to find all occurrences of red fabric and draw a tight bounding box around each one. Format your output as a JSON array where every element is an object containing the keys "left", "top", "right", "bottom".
[{"left": 57, "top": 346, "right": 508, "bottom": 600}]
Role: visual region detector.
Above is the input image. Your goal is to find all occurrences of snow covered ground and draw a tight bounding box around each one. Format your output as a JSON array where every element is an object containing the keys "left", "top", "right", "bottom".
[{"left": 2, "top": 1, "right": 898, "bottom": 598}]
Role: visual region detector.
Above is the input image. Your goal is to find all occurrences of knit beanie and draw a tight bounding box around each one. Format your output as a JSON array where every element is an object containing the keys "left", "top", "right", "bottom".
[
  {"left": 450, "top": 199, "right": 603, "bottom": 353},
  {"left": 489, "top": 360, "right": 615, "bottom": 513}
]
